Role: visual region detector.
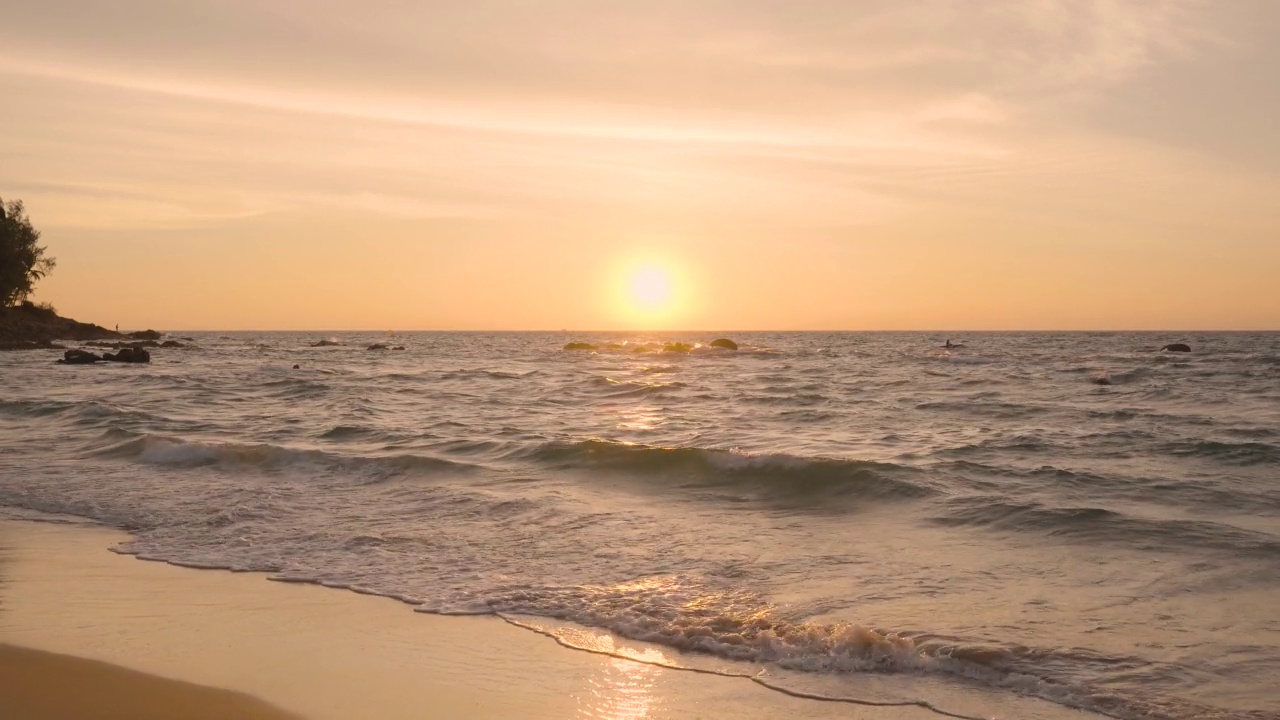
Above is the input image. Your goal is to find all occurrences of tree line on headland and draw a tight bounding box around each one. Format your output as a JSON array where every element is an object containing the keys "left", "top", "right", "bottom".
[
  {"left": 0, "top": 196, "right": 159, "bottom": 351},
  {"left": 0, "top": 197, "right": 55, "bottom": 308}
]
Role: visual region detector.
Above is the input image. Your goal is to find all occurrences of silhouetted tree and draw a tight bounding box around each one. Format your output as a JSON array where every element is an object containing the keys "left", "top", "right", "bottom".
[{"left": 0, "top": 198, "right": 56, "bottom": 306}]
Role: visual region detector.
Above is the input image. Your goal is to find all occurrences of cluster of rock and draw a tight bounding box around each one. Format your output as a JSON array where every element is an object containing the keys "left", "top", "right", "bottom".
[
  {"left": 57, "top": 348, "right": 151, "bottom": 364},
  {"left": 1161, "top": 343, "right": 1191, "bottom": 352},
  {"left": 85, "top": 339, "right": 187, "bottom": 349},
  {"left": 308, "top": 340, "right": 407, "bottom": 350},
  {"left": 563, "top": 338, "right": 739, "bottom": 353}
]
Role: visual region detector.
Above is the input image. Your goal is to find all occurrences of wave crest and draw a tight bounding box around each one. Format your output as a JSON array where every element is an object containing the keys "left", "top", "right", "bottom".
[
  {"left": 463, "top": 576, "right": 1239, "bottom": 720},
  {"left": 932, "top": 496, "right": 1280, "bottom": 556},
  {"left": 91, "top": 433, "right": 479, "bottom": 478},
  {"left": 524, "top": 440, "right": 933, "bottom": 506},
  {"left": 1164, "top": 440, "right": 1280, "bottom": 466}
]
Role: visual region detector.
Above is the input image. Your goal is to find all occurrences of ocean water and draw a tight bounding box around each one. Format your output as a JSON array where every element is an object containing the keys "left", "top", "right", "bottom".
[{"left": 1, "top": 332, "right": 1277, "bottom": 719}]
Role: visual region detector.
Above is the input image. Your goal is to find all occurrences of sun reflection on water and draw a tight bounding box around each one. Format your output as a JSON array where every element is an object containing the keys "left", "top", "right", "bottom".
[
  {"left": 580, "top": 657, "right": 658, "bottom": 720},
  {"left": 569, "top": 630, "right": 672, "bottom": 720},
  {"left": 615, "top": 406, "right": 665, "bottom": 432}
]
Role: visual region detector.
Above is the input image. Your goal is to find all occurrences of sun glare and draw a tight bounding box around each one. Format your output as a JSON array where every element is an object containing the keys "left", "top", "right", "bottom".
[
  {"left": 630, "top": 266, "right": 672, "bottom": 312},
  {"left": 612, "top": 254, "right": 691, "bottom": 328}
]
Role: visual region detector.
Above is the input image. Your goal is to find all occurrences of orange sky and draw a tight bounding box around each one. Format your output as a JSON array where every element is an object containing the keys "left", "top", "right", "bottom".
[{"left": 2, "top": 1, "right": 1278, "bottom": 330}]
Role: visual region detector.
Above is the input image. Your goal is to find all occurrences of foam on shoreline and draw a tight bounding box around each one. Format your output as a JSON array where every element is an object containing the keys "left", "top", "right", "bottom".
[{"left": 0, "top": 518, "right": 1101, "bottom": 720}]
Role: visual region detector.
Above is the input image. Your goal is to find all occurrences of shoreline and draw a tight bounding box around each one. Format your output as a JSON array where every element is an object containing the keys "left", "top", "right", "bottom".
[
  {"left": 0, "top": 518, "right": 1099, "bottom": 720},
  {"left": 0, "top": 518, "right": 935, "bottom": 720}
]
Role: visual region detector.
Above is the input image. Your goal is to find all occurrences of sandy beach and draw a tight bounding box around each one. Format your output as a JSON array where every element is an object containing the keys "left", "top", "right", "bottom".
[
  {"left": 0, "top": 517, "right": 1104, "bottom": 720},
  {"left": 0, "top": 643, "right": 301, "bottom": 720}
]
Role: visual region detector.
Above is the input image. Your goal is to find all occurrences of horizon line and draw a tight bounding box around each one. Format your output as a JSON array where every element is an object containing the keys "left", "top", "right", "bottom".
[{"left": 144, "top": 328, "right": 1280, "bottom": 334}]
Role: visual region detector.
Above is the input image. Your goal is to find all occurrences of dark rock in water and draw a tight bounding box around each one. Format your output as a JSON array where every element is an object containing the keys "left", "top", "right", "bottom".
[
  {"left": 311, "top": 339, "right": 342, "bottom": 347},
  {"left": 392, "top": 345, "right": 405, "bottom": 351},
  {"left": 367, "top": 343, "right": 389, "bottom": 350},
  {"left": 663, "top": 342, "right": 693, "bottom": 353},
  {"left": 709, "top": 338, "right": 738, "bottom": 350},
  {"left": 160, "top": 340, "right": 186, "bottom": 348},
  {"left": 1091, "top": 373, "right": 1112, "bottom": 386},
  {"left": 57, "top": 349, "right": 104, "bottom": 364},
  {"left": 103, "top": 347, "right": 150, "bottom": 363},
  {"left": 292, "top": 364, "right": 301, "bottom": 369},
  {"left": 1161, "top": 343, "right": 1191, "bottom": 352},
  {"left": 564, "top": 342, "right": 597, "bottom": 351},
  {"left": 128, "top": 330, "right": 162, "bottom": 341},
  {"left": 86, "top": 340, "right": 161, "bottom": 349},
  {"left": 1, "top": 339, "right": 65, "bottom": 351}
]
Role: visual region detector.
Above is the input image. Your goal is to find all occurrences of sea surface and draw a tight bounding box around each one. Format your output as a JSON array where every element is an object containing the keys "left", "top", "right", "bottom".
[{"left": 1, "top": 332, "right": 1277, "bottom": 719}]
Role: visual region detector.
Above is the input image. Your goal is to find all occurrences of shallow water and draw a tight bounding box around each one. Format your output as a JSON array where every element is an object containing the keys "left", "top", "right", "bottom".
[{"left": 2, "top": 332, "right": 1277, "bottom": 719}]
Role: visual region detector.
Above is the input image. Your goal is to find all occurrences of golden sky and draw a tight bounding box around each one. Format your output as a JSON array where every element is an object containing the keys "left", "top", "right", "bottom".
[{"left": 2, "top": 1, "right": 1278, "bottom": 330}]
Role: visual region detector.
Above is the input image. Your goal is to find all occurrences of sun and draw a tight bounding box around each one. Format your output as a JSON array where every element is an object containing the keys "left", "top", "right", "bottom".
[
  {"left": 630, "top": 266, "right": 672, "bottom": 312},
  {"left": 612, "top": 254, "right": 690, "bottom": 328}
]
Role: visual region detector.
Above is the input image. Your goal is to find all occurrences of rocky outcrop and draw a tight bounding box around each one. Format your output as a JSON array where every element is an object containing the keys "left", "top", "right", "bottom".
[
  {"left": 88, "top": 340, "right": 150, "bottom": 348},
  {"left": 88, "top": 340, "right": 152, "bottom": 349},
  {"left": 103, "top": 347, "right": 151, "bottom": 363},
  {"left": 564, "top": 342, "right": 597, "bottom": 351},
  {"left": 367, "top": 343, "right": 406, "bottom": 351},
  {"left": 0, "top": 301, "right": 121, "bottom": 349},
  {"left": 86, "top": 339, "right": 187, "bottom": 349},
  {"left": 1161, "top": 343, "right": 1191, "bottom": 352},
  {"left": 709, "top": 338, "right": 738, "bottom": 350},
  {"left": 57, "top": 349, "right": 104, "bottom": 364},
  {"left": 128, "top": 330, "right": 162, "bottom": 340},
  {"left": 57, "top": 347, "right": 151, "bottom": 364}
]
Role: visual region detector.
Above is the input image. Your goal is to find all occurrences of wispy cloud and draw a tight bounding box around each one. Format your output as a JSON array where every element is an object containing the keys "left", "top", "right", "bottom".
[{"left": 0, "top": 0, "right": 1275, "bottom": 328}]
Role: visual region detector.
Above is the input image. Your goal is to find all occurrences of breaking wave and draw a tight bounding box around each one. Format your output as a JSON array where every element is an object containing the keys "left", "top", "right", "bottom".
[
  {"left": 523, "top": 439, "right": 935, "bottom": 504},
  {"left": 931, "top": 497, "right": 1280, "bottom": 557},
  {"left": 442, "top": 577, "right": 1257, "bottom": 720},
  {"left": 90, "top": 432, "right": 479, "bottom": 478}
]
